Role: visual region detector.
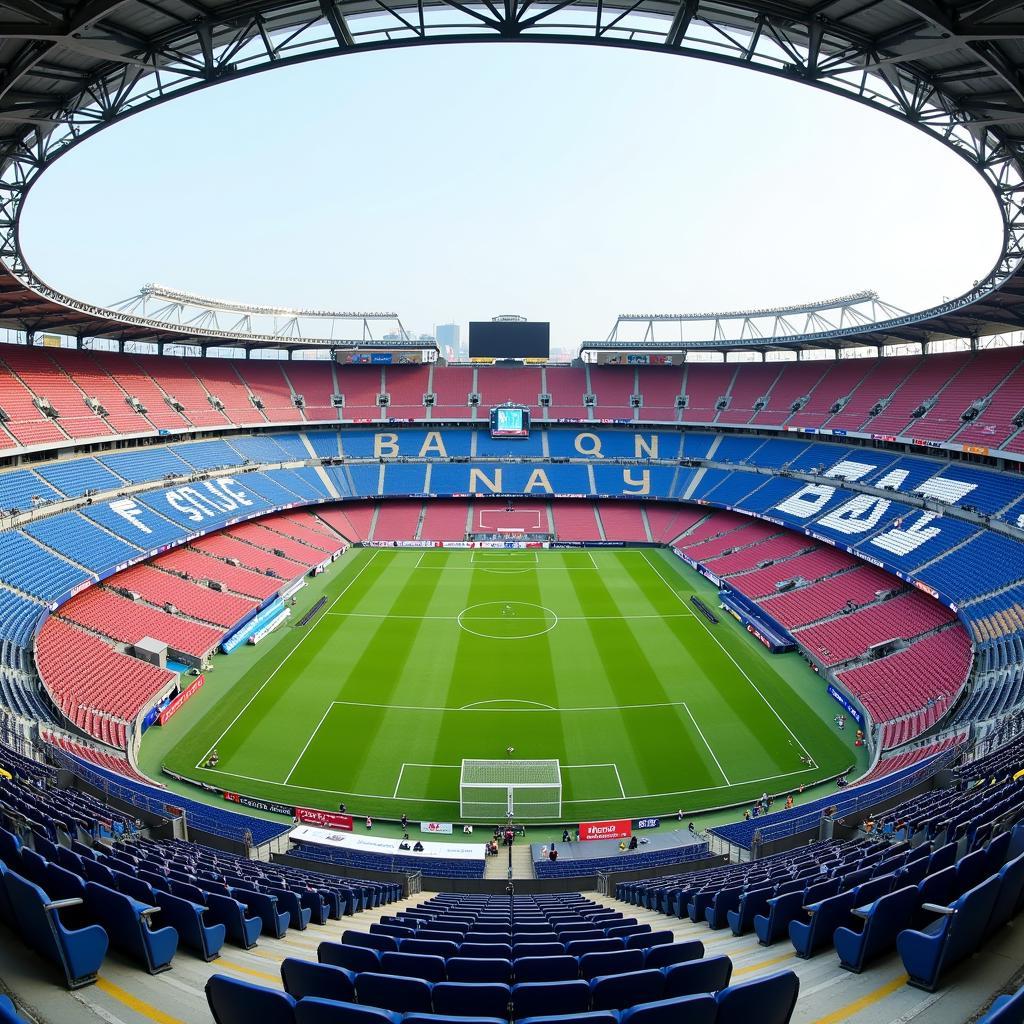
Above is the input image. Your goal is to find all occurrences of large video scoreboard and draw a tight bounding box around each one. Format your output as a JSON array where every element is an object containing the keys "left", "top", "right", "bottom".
[{"left": 490, "top": 405, "right": 530, "bottom": 438}]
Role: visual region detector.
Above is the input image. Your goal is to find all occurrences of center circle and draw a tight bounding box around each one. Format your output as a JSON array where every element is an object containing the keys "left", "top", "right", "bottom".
[{"left": 456, "top": 601, "right": 558, "bottom": 640}]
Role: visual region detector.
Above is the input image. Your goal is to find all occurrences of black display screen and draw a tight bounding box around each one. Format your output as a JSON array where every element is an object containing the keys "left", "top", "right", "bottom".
[{"left": 469, "top": 321, "right": 550, "bottom": 359}]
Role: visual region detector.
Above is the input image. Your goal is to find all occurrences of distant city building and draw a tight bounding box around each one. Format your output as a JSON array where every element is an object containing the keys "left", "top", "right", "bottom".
[{"left": 436, "top": 322, "right": 461, "bottom": 360}]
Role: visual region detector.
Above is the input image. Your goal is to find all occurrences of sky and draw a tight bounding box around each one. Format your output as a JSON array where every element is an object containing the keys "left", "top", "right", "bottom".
[{"left": 21, "top": 42, "right": 1003, "bottom": 352}]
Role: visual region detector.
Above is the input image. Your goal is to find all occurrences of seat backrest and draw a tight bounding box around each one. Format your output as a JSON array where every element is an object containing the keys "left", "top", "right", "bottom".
[
  {"left": 589, "top": 968, "right": 665, "bottom": 1011},
  {"left": 643, "top": 941, "right": 704, "bottom": 970},
  {"left": 446, "top": 958, "right": 512, "bottom": 984},
  {"left": 343, "top": 930, "right": 399, "bottom": 953},
  {"left": 206, "top": 975, "right": 296, "bottom": 1024},
  {"left": 715, "top": 970, "right": 800, "bottom": 1024},
  {"left": 578, "top": 949, "right": 645, "bottom": 980},
  {"left": 294, "top": 997, "right": 400, "bottom": 1024},
  {"left": 400, "top": 938, "right": 460, "bottom": 958},
  {"left": 513, "top": 955, "right": 579, "bottom": 982},
  {"left": 319, "top": 941, "right": 381, "bottom": 974},
  {"left": 662, "top": 956, "right": 733, "bottom": 998},
  {"left": 941, "top": 875, "right": 1002, "bottom": 974},
  {"left": 618, "top": 993, "right": 717, "bottom": 1024},
  {"left": 379, "top": 951, "right": 447, "bottom": 984},
  {"left": 917, "top": 866, "right": 957, "bottom": 909},
  {"left": 565, "top": 938, "right": 624, "bottom": 956},
  {"left": 354, "top": 972, "right": 433, "bottom": 1014},
  {"left": 280, "top": 959, "right": 355, "bottom": 1002},
  {"left": 459, "top": 943, "right": 513, "bottom": 960}
]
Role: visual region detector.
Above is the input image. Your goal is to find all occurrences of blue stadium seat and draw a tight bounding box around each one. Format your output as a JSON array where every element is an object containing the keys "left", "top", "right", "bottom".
[
  {"left": 726, "top": 886, "right": 772, "bottom": 937},
  {"left": 380, "top": 952, "right": 447, "bottom": 983},
  {"left": 511, "top": 980, "right": 591, "bottom": 1020},
  {"left": 642, "top": 941, "right": 704, "bottom": 969},
  {"left": 662, "top": 956, "right": 732, "bottom": 997},
  {"left": 206, "top": 976, "right": 296, "bottom": 1024},
  {"left": 355, "top": 973, "right": 433, "bottom": 1014},
  {"left": 294, "top": 1000, "right": 400, "bottom": 1024},
  {"left": 513, "top": 956, "right": 579, "bottom": 982},
  {"left": 0, "top": 995, "right": 28, "bottom": 1024},
  {"left": 577, "top": 949, "right": 645, "bottom": 980},
  {"left": 229, "top": 887, "right": 289, "bottom": 938},
  {"left": 83, "top": 881, "right": 177, "bottom": 974},
  {"left": 432, "top": 981, "right": 511, "bottom": 1017},
  {"left": 834, "top": 885, "right": 920, "bottom": 974},
  {"left": 624, "top": 931, "right": 671, "bottom": 950},
  {"left": 152, "top": 889, "right": 226, "bottom": 961},
  {"left": 589, "top": 969, "right": 665, "bottom": 1010},
  {"left": 985, "top": 852, "right": 1024, "bottom": 936},
  {"left": 281, "top": 959, "right": 356, "bottom": 1002},
  {"left": 345, "top": 929, "right": 400, "bottom": 952},
  {"left": 446, "top": 958, "right": 513, "bottom": 984},
  {"left": 788, "top": 889, "right": 859, "bottom": 959},
  {"left": 753, "top": 890, "right": 806, "bottom": 946},
  {"left": 319, "top": 941, "right": 381, "bottom": 974},
  {"left": 3, "top": 867, "right": 107, "bottom": 989},
  {"left": 979, "top": 986, "right": 1024, "bottom": 1024},
  {"left": 715, "top": 970, "right": 800, "bottom": 1024},
  {"left": 205, "top": 892, "right": 262, "bottom": 949},
  {"left": 618, "top": 994, "right": 717, "bottom": 1024},
  {"left": 401, "top": 938, "right": 460, "bottom": 958},
  {"left": 897, "top": 875, "right": 1001, "bottom": 991}
]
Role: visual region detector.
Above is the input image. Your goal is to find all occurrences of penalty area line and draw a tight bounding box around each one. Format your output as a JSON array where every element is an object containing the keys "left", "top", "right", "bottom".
[
  {"left": 194, "top": 549, "right": 381, "bottom": 771},
  {"left": 639, "top": 550, "right": 814, "bottom": 763},
  {"left": 682, "top": 701, "right": 730, "bottom": 785}
]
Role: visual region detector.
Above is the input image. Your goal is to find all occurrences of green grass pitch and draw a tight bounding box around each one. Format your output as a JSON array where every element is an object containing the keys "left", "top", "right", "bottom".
[{"left": 151, "top": 546, "right": 860, "bottom": 822}]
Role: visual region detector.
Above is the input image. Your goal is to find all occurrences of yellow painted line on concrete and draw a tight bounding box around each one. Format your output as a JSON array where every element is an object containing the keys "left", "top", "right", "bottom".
[
  {"left": 812, "top": 973, "right": 908, "bottom": 1024},
  {"left": 96, "top": 976, "right": 187, "bottom": 1024},
  {"left": 731, "top": 951, "right": 797, "bottom": 976},
  {"left": 217, "top": 957, "right": 282, "bottom": 983}
]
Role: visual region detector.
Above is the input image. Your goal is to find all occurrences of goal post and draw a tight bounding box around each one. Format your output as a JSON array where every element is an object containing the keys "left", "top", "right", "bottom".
[{"left": 459, "top": 759, "right": 562, "bottom": 820}]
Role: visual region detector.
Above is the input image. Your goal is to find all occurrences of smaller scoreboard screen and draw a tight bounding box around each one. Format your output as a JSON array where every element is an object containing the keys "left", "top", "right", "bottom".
[
  {"left": 490, "top": 406, "right": 530, "bottom": 438},
  {"left": 469, "top": 320, "right": 550, "bottom": 359}
]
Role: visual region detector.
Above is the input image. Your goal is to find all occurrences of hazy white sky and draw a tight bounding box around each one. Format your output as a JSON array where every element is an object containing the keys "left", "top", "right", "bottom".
[{"left": 22, "top": 42, "right": 1002, "bottom": 351}]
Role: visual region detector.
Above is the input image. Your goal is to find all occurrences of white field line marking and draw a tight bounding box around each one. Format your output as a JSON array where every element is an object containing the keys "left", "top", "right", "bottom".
[
  {"left": 612, "top": 763, "right": 626, "bottom": 798},
  {"left": 559, "top": 763, "right": 626, "bottom": 800},
  {"left": 323, "top": 611, "right": 691, "bottom": 621},
  {"left": 194, "top": 549, "right": 381, "bottom": 770},
  {"left": 683, "top": 701, "right": 731, "bottom": 785},
  {"left": 283, "top": 702, "right": 336, "bottom": 784},
  {"left": 326, "top": 699, "right": 692, "bottom": 713},
  {"left": 639, "top": 550, "right": 814, "bottom": 761},
  {"left": 199, "top": 762, "right": 818, "bottom": 804},
  {"left": 459, "top": 699, "right": 556, "bottom": 710},
  {"left": 471, "top": 550, "right": 538, "bottom": 564},
  {"left": 412, "top": 565, "right": 599, "bottom": 571},
  {"left": 394, "top": 762, "right": 460, "bottom": 799}
]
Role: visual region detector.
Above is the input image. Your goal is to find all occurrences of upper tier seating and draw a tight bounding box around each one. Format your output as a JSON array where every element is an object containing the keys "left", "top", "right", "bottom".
[
  {"left": 35, "top": 618, "right": 176, "bottom": 746},
  {"left": 58, "top": 586, "right": 223, "bottom": 658},
  {"left": 793, "top": 592, "right": 954, "bottom": 666},
  {"left": 0, "top": 344, "right": 1022, "bottom": 452}
]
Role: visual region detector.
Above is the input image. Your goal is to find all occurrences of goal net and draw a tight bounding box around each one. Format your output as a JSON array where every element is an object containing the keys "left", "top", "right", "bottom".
[{"left": 459, "top": 759, "right": 562, "bottom": 820}]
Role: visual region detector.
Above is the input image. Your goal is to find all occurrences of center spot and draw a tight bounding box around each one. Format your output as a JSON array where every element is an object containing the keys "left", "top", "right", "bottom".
[{"left": 457, "top": 601, "right": 558, "bottom": 640}]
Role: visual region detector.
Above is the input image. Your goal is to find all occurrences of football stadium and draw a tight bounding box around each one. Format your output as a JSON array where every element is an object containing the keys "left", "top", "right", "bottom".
[{"left": 3, "top": 4, "right": 1024, "bottom": 1024}]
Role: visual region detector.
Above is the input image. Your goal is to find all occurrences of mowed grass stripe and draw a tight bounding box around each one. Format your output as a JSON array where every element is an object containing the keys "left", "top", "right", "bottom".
[
  {"left": 418, "top": 553, "right": 571, "bottom": 809},
  {"left": 204, "top": 548, "right": 381, "bottom": 776},
  {"left": 617, "top": 551, "right": 791, "bottom": 781},
  {"left": 563, "top": 552, "right": 719, "bottom": 796},
  {"left": 291, "top": 549, "right": 449, "bottom": 793},
  {"left": 156, "top": 548, "right": 860, "bottom": 820},
  {"left": 650, "top": 548, "right": 854, "bottom": 783}
]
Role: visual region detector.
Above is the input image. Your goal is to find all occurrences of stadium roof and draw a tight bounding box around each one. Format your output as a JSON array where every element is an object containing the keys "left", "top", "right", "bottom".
[{"left": 0, "top": 0, "right": 1022, "bottom": 352}]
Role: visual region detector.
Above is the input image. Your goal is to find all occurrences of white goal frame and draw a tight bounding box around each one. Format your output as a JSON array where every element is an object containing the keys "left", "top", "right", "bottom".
[{"left": 459, "top": 758, "right": 562, "bottom": 820}]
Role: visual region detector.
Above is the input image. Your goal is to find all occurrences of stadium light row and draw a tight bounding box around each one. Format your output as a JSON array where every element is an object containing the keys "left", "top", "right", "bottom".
[{"left": 0, "top": 0, "right": 1022, "bottom": 353}]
